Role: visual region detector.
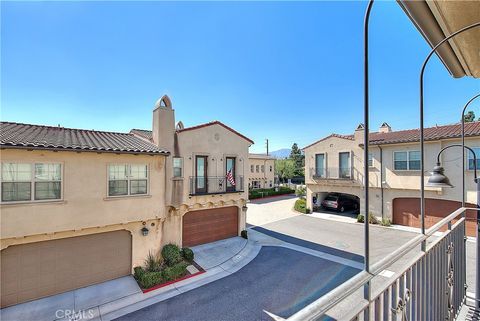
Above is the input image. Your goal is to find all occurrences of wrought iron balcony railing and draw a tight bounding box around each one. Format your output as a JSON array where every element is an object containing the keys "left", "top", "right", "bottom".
[
  {"left": 189, "top": 176, "right": 244, "bottom": 195},
  {"left": 310, "top": 167, "right": 352, "bottom": 180}
]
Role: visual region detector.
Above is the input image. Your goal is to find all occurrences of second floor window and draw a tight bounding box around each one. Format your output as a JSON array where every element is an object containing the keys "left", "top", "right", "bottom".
[
  {"left": 173, "top": 157, "right": 183, "bottom": 177},
  {"left": 1, "top": 162, "right": 62, "bottom": 202},
  {"left": 270, "top": 165, "right": 272, "bottom": 172},
  {"left": 261, "top": 165, "right": 265, "bottom": 173},
  {"left": 468, "top": 147, "right": 480, "bottom": 170},
  {"left": 251, "top": 165, "right": 254, "bottom": 173},
  {"left": 256, "top": 165, "right": 259, "bottom": 173},
  {"left": 339, "top": 152, "right": 351, "bottom": 178},
  {"left": 108, "top": 164, "right": 148, "bottom": 197},
  {"left": 394, "top": 151, "right": 420, "bottom": 170},
  {"left": 368, "top": 153, "right": 374, "bottom": 167}
]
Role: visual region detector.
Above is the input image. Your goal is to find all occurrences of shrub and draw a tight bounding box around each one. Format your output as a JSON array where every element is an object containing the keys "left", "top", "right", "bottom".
[
  {"left": 162, "top": 262, "right": 188, "bottom": 281},
  {"left": 357, "top": 213, "right": 379, "bottom": 224},
  {"left": 294, "top": 198, "right": 308, "bottom": 214},
  {"left": 138, "top": 271, "right": 163, "bottom": 289},
  {"left": 133, "top": 266, "right": 145, "bottom": 280},
  {"left": 306, "top": 208, "right": 311, "bottom": 214},
  {"left": 241, "top": 230, "right": 248, "bottom": 239},
  {"left": 144, "top": 251, "right": 162, "bottom": 272},
  {"left": 381, "top": 218, "right": 392, "bottom": 227},
  {"left": 181, "top": 247, "right": 194, "bottom": 262},
  {"left": 162, "top": 244, "right": 182, "bottom": 267}
]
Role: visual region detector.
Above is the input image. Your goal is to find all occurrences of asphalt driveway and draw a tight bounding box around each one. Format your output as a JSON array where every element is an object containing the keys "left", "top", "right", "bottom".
[{"left": 114, "top": 246, "right": 360, "bottom": 321}]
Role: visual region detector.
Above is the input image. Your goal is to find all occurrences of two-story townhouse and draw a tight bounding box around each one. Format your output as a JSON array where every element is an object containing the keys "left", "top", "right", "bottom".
[
  {"left": 0, "top": 95, "right": 252, "bottom": 307},
  {"left": 304, "top": 122, "right": 480, "bottom": 237},
  {"left": 247, "top": 153, "right": 275, "bottom": 189}
]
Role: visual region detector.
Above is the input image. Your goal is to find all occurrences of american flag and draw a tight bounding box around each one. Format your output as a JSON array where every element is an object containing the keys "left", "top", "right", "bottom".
[{"left": 226, "top": 168, "right": 236, "bottom": 186}]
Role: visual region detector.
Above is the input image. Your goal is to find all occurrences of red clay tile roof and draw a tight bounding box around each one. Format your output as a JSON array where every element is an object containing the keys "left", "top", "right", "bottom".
[
  {"left": 302, "top": 133, "right": 354, "bottom": 150},
  {"left": 303, "top": 122, "right": 480, "bottom": 149},
  {"left": 1, "top": 122, "right": 169, "bottom": 155},
  {"left": 369, "top": 122, "right": 480, "bottom": 145},
  {"left": 131, "top": 121, "right": 254, "bottom": 145},
  {"left": 130, "top": 129, "right": 153, "bottom": 142}
]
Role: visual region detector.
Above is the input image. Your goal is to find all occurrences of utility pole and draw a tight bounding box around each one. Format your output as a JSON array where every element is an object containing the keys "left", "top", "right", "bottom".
[{"left": 265, "top": 139, "right": 269, "bottom": 156}]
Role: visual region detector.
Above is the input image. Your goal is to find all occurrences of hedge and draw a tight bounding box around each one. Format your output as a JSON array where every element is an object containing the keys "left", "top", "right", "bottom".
[{"left": 249, "top": 187, "right": 295, "bottom": 199}]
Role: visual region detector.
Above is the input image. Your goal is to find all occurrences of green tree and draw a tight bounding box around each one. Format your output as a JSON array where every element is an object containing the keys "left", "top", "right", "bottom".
[
  {"left": 275, "top": 159, "right": 296, "bottom": 183},
  {"left": 464, "top": 111, "right": 476, "bottom": 122},
  {"left": 289, "top": 143, "right": 305, "bottom": 177}
]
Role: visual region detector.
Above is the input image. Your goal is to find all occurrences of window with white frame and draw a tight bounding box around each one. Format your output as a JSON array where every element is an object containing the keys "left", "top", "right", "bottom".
[
  {"left": 173, "top": 157, "right": 183, "bottom": 177},
  {"left": 468, "top": 147, "right": 480, "bottom": 170},
  {"left": 108, "top": 164, "right": 148, "bottom": 197},
  {"left": 1, "top": 163, "right": 62, "bottom": 202},
  {"left": 393, "top": 151, "right": 420, "bottom": 170},
  {"left": 368, "top": 153, "right": 374, "bottom": 167}
]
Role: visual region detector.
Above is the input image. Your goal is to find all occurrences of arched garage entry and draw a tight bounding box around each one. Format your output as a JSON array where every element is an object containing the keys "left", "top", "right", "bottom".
[
  {"left": 392, "top": 198, "right": 476, "bottom": 236},
  {"left": 182, "top": 206, "right": 239, "bottom": 247}
]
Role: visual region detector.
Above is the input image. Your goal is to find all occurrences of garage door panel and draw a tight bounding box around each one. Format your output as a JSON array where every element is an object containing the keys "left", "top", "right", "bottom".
[
  {"left": 393, "top": 198, "right": 476, "bottom": 237},
  {"left": 183, "top": 207, "right": 238, "bottom": 247},
  {"left": 1, "top": 230, "right": 131, "bottom": 308}
]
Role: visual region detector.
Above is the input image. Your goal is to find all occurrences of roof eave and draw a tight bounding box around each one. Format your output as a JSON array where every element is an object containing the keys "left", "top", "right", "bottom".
[{"left": 0, "top": 144, "right": 170, "bottom": 156}]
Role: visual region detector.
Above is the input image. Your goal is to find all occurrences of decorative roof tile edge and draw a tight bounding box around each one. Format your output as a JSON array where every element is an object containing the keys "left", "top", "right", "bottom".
[{"left": 177, "top": 120, "right": 254, "bottom": 145}]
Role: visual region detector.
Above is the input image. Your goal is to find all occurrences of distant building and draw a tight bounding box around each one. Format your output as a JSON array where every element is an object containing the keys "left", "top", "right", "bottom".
[{"left": 247, "top": 153, "right": 276, "bottom": 189}]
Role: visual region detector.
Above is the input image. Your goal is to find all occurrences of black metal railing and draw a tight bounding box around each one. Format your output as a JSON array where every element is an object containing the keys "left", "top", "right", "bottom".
[
  {"left": 310, "top": 167, "right": 352, "bottom": 180},
  {"left": 189, "top": 176, "right": 244, "bottom": 195}
]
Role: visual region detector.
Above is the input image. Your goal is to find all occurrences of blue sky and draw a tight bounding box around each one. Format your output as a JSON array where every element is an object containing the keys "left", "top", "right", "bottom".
[{"left": 2, "top": 1, "right": 479, "bottom": 153}]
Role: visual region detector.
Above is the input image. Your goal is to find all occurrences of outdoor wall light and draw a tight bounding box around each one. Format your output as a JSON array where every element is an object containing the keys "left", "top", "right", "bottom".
[
  {"left": 242, "top": 205, "right": 248, "bottom": 211},
  {"left": 426, "top": 163, "right": 454, "bottom": 188},
  {"left": 141, "top": 227, "right": 149, "bottom": 236}
]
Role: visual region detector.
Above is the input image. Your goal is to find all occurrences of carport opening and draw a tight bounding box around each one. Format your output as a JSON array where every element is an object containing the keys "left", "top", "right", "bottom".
[{"left": 312, "top": 192, "right": 360, "bottom": 217}]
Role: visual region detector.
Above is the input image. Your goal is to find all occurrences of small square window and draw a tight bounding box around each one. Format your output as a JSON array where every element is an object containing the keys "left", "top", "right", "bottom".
[{"left": 173, "top": 157, "right": 183, "bottom": 177}]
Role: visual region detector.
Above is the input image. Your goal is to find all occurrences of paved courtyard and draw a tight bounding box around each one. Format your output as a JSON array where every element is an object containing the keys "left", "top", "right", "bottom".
[
  {"left": 115, "top": 246, "right": 360, "bottom": 321},
  {"left": 246, "top": 195, "right": 299, "bottom": 227}
]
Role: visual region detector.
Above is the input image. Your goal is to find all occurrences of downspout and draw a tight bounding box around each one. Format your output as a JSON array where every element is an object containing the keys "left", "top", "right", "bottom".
[{"left": 378, "top": 145, "right": 384, "bottom": 221}]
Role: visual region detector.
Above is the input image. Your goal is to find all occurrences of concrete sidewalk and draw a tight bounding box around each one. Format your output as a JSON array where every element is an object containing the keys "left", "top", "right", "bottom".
[{"left": 0, "top": 238, "right": 260, "bottom": 321}]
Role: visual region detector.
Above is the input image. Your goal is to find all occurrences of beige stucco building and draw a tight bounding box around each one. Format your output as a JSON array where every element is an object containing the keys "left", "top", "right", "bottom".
[
  {"left": 247, "top": 153, "right": 276, "bottom": 189},
  {"left": 0, "top": 95, "right": 252, "bottom": 307},
  {"left": 304, "top": 122, "right": 480, "bottom": 237}
]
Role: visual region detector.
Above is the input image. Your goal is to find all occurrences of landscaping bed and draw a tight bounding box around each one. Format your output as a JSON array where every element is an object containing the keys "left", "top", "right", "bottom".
[
  {"left": 249, "top": 187, "right": 295, "bottom": 199},
  {"left": 133, "top": 244, "right": 205, "bottom": 292},
  {"left": 294, "top": 198, "right": 310, "bottom": 214}
]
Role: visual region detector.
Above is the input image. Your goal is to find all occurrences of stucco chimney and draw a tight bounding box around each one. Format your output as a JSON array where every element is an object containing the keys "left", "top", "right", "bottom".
[
  {"left": 152, "top": 95, "right": 175, "bottom": 152},
  {"left": 354, "top": 123, "right": 365, "bottom": 142},
  {"left": 379, "top": 122, "right": 392, "bottom": 133}
]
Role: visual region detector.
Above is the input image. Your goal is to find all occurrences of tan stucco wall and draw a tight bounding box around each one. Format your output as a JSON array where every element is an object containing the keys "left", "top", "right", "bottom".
[
  {"left": 247, "top": 157, "right": 275, "bottom": 189},
  {"left": 165, "top": 123, "right": 250, "bottom": 237},
  {"left": 0, "top": 149, "right": 169, "bottom": 269},
  {"left": 304, "top": 132, "right": 480, "bottom": 219}
]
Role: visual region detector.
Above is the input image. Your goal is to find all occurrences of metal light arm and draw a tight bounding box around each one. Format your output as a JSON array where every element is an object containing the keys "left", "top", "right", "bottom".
[
  {"left": 436, "top": 144, "right": 477, "bottom": 181},
  {"left": 462, "top": 94, "right": 480, "bottom": 206}
]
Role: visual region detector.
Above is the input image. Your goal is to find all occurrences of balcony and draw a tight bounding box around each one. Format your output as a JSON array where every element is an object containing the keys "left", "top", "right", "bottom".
[
  {"left": 189, "top": 176, "right": 244, "bottom": 196},
  {"left": 310, "top": 167, "right": 352, "bottom": 180}
]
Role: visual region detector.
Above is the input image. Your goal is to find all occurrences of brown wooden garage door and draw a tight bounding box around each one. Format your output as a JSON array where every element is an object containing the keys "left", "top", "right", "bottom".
[
  {"left": 393, "top": 198, "right": 476, "bottom": 237},
  {"left": 183, "top": 206, "right": 238, "bottom": 247},
  {"left": 1, "top": 230, "right": 131, "bottom": 308}
]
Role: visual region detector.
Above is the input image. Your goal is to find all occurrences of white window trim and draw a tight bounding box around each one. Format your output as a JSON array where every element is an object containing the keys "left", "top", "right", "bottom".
[
  {"left": 338, "top": 151, "right": 352, "bottom": 178},
  {"left": 368, "top": 152, "right": 374, "bottom": 168},
  {"left": 0, "top": 161, "right": 64, "bottom": 204},
  {"left": 106, "top": 163, "right": 150, "bottom": 198},
  {"left": 393, "top": 150, "right": 421, "bottom": 171},
  {"left": 173, "top": 157, "right": 183, "bottom": 178}
]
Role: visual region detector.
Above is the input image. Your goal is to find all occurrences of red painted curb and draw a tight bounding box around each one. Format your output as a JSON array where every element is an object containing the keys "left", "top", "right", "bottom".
[{"left": 141, "top": 270, "right": 206, "bottom": 294}]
